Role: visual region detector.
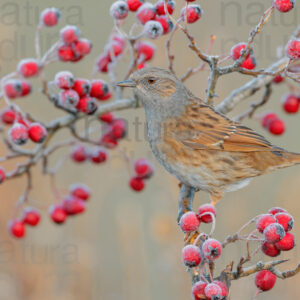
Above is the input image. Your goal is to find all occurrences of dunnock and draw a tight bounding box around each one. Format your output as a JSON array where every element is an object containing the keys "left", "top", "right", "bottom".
[{"left": 118, "top": 68, "right": 300, "bottom": 207}]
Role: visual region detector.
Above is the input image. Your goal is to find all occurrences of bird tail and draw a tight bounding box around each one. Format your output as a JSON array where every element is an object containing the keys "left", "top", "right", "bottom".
[{"left": 285, "top": 151, "right": 300, "bottom": 165}]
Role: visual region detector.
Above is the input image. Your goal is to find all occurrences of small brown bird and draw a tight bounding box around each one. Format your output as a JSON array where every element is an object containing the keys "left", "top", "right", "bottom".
[{"left": 118, "top": 67, "right": 300, "bottom": 208}]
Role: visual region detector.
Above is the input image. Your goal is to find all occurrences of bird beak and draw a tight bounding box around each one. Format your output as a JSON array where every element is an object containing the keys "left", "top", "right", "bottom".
[{"left": 116, "top": 79, "right": 136, "bottom": 88}]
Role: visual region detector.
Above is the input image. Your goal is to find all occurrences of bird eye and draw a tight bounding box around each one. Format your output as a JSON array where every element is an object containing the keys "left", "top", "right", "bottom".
[{"left": 147, "top": 77, "right": 156, "bottom": 84}]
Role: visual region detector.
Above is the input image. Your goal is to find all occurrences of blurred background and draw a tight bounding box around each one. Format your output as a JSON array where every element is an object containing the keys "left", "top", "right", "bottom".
[{"left": 0, "top": 0, "right": 299, "bottom": 299}]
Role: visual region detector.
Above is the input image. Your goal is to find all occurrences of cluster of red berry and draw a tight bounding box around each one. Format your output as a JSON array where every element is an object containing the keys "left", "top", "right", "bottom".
[{"left": 130, "top": 158, "right": 154, "bottom": 191}]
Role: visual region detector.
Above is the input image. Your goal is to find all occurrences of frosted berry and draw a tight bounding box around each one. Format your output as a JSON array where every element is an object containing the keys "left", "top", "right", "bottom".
[
  {"left": 182, "top": 245, "right": 201, "bottom": 267},
  {"left": 275, "top": 232, "right": 295, "bottom": 251},
  {"left": 204, "top": 283, "right": 222, "bottom": 299},
  {"left": 1, "top": 108, "right": 17, "bottom": 125},
  {"left": 22, "top": 208, "right": 41, "bottom": 226},
  {"left": 70, "top": 183, "right": 91, "bottom": 201},
  {"left": 60, "top": 25, "right": 81, "bottom": 44},
  {"left": 202, "top": 238, "right": 222, "bottom": 261},
  {"left": 0, "top": 167, "right": 6, "bottom": 184},
  {"left": 256, "top": 214, "right": 276, "bottom": 233},
  {"left": 268, "top": 207, "right": 287, "bottom": 215},
  {"left": 155, "top": 15, "right": 174, "bottom": 34},
  {"left": 73, "top": 78, "right": 91, "bottom": 97},
  {"left": 49, "top": 205, "right": 67, "bottom": 224},
  {"left": 192, "top": 281, "right": 207, "bottom": 300},
  {"left": 40, "top": 7, "right": 61, "bottom": 27},
  {"left": 214, "top": 281, "right": 228, "bottom": 298},
  {"left": 54, "top": 71, "right": 74, "bottom": 89},
  {"left": 17, "top": 59, "right": 39, "bottom": 77},
  {"left": 112, "top": 34, "right": 126, "bottom": 48},
  {"left": 264, "top": 223, "right": 285, "bottom": 243},
  {"left": 8, "top": 123, "right": 28, "bottom": 145},
  {"left": 268, "top": 118, "right": 285, "bottom": 135},
  {"left": 106, "top": 41, "right": 124, "bottom": 60},
  {"left": 89, "top": 147, "right": 107, "bottom": 164},
  {"left": 285, "top": 38, "right": 300, "bottom": 60},
  {"left": 241, "top": 55, "right": 256, "bottom": 70},
  {"left": 129, "top": 177, "right": 145, "bottom": 191},
  {"left": 9, "top": 220, "right": 26, "bottom": 238},
  {"left": 179, "top": 212, "right": 201, "bottom": 233},
  {"left": 127, "top": 0, "right": 144, "bottom": 11},
  {"left": 71, "top": 145, "right": 87, "bottom": 163},
  {"left": 282, "top": 94, "right": 299, "bottom": 113},
  {"left": 231, "top": 42, "right": 248, "bottom": 60},
  {"left": 58, "top": 89, "right": 80, "bottom": 109},
  {"left": 143, "top": 20, "right": 163, "bottom": 39},
  {"left": 28, "top": 123, "right": 47, "bottom": 143},
  {"left": 273, "top": 75, "right": 284, "bottom": 84},
  {"left": 58, "top": 44, "right": 77, "bottom": 62},
  {"left": 96, "top": 54, "right": 111, "bottom": 73},
  {"left": 76, "top": 96, "right": 98, "bottom": 115},
  {"left": 99, "top": 112, "right": 115, "bottom": 124},
  {"left": 90, "top": 80, "right": 110, "bottom": 100},
  {"left": 134, "top": 158, "right": 154, "bottom": 178},
  {"left": 4, "top": 79, "right": 31, "bottom": 99},
  {"left": 261, "top": 241, "right": 281, "bottom": 257},
  {"left": 110, "top": 1, "right": 129, "bottom": 20},
  {"left": 110, "top": 119, "right": 127, "bottom": 139},
  {"left": 181, "top": 5, "right": 203, "bottom": 24},
  {"left": 274, "top": 0, "right": 295, "bottom": 13},
  {"left": 136, "top": 3, "right": 156, "bottom": 24},
  {"left": 99, "top": 92, "right": 112, "bottom": 101},
  {"left": 100, "top": 133, "right": 118, "bottom": 149},
  {"left": 198, "top": 204, "right": 216, "bottom": 223},
  {"left": 274, "top": 212, "right": 294, "bottom": 232},
  {"left": 62, "top": 196, "right": 86, "bottom": 215},
  {"left": 73, "top": 38, "right": 92, "bottom": 56},
  {"left": 255, "top": 270, "right": 276, "bottom": 291},
  {"left": 155, "top": 0, "right": 175, "bottom": 15},
  {"left": 261, "top": 112, "right": 278, "bottom": 128},
  {"left": 136, "top": 42, "right": 156, "bottom": 61}
]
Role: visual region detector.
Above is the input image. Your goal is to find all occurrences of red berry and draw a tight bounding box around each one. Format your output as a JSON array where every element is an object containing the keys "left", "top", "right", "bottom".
[
  {"left": 138, "top": 62, "right": 146, "bottom": 69},
  {"left": 73, "top": 78, "right": 91, "bottom": 97},
  {"left": 268, "top": 207, "right": 287, "bottom": 215},
  {"left": 129, "top": 177, "right": 145, "bottom": 191},
  {"left": 8, "top": 123, "right": 28, "bottom": 145},
  {"left": 110, "top": 1, "right": 129, "bottom": 20},
  {"left": 155, "top": 0, "right": 175, "bottom": 15},
  {"left": 17, "top": 59, "right": 39, "bottom": 77},
  {"left": 58, "top": 44, "right": 77, "bottom": 62},
  {"left": 198, "top": 204, "right": 216, "bottom": 223},
  {"left": 99, "top": 112, "right": 115, "bottom": 124},
  {"left": 28, "top": 123, "right": 47, "bottom": 143},
  {"left": 255, "top": 270, "right": 276, "bottom": 291},
  {"left": 143, "top": 20, "right": 163, "bottom": 39},
  {"left": 155, "top": 15, "right": 174, "bottom": 34},
  {"left": 282, "top": 94, "right": 299, "bottom": 113},
  {"left": 4, "top": 79, "right": 31, "bottom": 99},
  {"left": 40, "top": 7, "right": 61, "bottom": 26},
  {"left": 136, "top": 3, "right": 156, "bottom": 25},
  {"left": 60, "top": 25, "right": 81, "bottom": 44},
  {"left": 73, "top": 38, "right": 92, "bottom": 56},
  {"left": 241, "top": 55, "right": 256, "bottom": 70},
  {"left": 192, "top": 281, "right": 207, "bottom": 300},
  {"left": 179, "top": 212, "right": 201, "bottom": 233},
  {"left": 9, "top": 220, "right": 26, "bottom": 238},
  {"left": 274, "top": 212, "right": 294, "bottom": 232},
  {"left": 261, "top": 112, "right": 278, "bottom": 128},
  {"left": 182, "top": 244, "right": 201, "bottom": 267},
  {"left": 268, "top": 118, "right": 285, "bottom": 135},
  {"left": 106, "top": 42, "right": 124, "bottom": 60},
  {"left": 71, "top": 145, "right": 87, "bottom": 163},
  {"left": 204, "top": 283, "right": 222, "bottom": 299},
  {"left": 70, "top": 183, "right": 91, "bottom": 201},
  {"left": 256, "top": 214, "right": 276, "bottom": 233},
  {"left": 134, "top": 158, "right": 154, "bottom": 178},
  {"left": 54, "top": 71, "right": 74, "bottom": 89},
  {"left": 273, "top": 75, "right": 284, "bottom": 84},
  {"left": 285, "top": 38, "right": 300, "bottom": 60},
  {"left": 89, "top": 147, "right": 107, "bottom": 164},
  {"left": 62, "top": 196, "right": 86, "bottom": 215},
  {"left": 231, "top": 42, "right": 248, "bottom": 60},
  {"left": 110, "top": 118, "right": 127, "bottom": 139},
  {"left": 275, "top": 232, "right": 295, "bottom": 251},
  {"left": 127, "top": 0, "right": 144, "bottom": 11},
  {"left": 261, "top": 241, "right": 281, "bottom": 257},
  {"left": 90, "top": 80, "right": 110, "bottom": 100},
  {"left": 264, "top": 223, "right": 285, "bottom": 243},
  {"left": 202, "top": 238, "right": 222, "bottom": 261},
  {"left": 112, "top": 34, "right": 126, "bottom": 48},
  {"left": 1, "top": 108, "right": 17, "bottom": 124},
  {"left": 274, "top": 0, "right": 295, "bottom": 13},
  {"left": 76, "top": 96, "right": 98, "bottom": 115},
  {"left": 49, "top": 205, "right": 67, "bottom": 224},
  {"left": 58, "top": 89, "right": 80, "bottom": 109},
  {"left": 99, "top": 92, "right": 112, "bottom": 101},
  {"left": 22, "top": 208, "right": 41, "bottom": 226},
  {"left": 100, "top": 133, "right": 118, "bottom": 149},
  {"left": 96, "top": 54, "right": 111, "bottom": 73},
  {"left": 0, "top": 167, "right": 6, "bottom": 184},
  {"left": 181, "top": 5, "right": 203, "bottom": 24},
  {"left": 136, "top": 42, "right": 156, "bottom": 62},
  {"left": 214, "top": 281, "right": 228, "bottom": 298}
]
